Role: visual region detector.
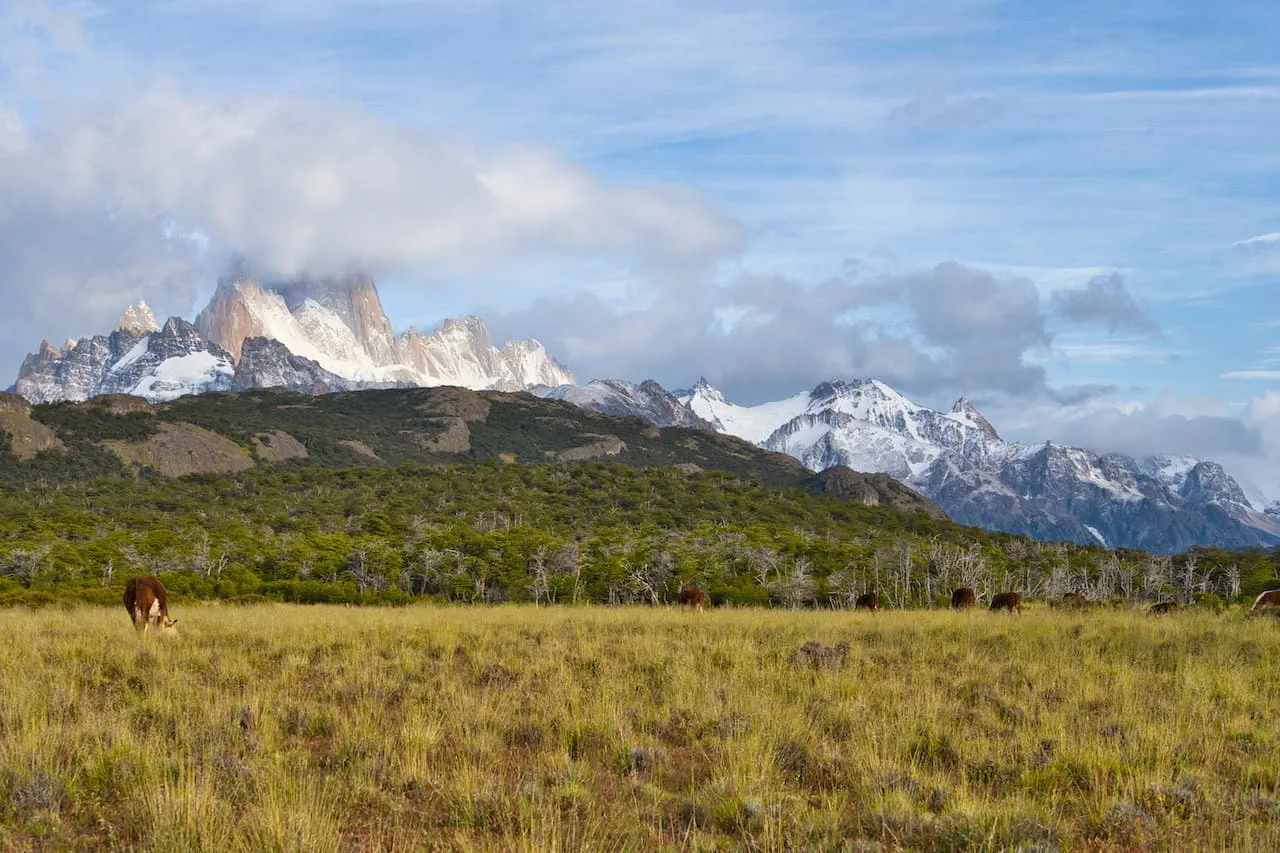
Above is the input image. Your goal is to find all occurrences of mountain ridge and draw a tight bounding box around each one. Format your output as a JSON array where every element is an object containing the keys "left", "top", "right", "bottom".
[
  {"left": 13, "top": 271, "right": 573, "bottom": 403},
  {"left": 669, "top": 378, "right": 1280, "bottom": 554}
]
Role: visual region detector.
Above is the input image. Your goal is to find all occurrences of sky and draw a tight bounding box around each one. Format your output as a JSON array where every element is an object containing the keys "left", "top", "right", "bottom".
[{"left": 1, "top": 0, "right": 1278, "bottom": 502}]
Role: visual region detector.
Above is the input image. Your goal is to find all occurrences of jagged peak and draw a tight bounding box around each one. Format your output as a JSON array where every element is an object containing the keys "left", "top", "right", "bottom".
[
  {"left": 159, "top": 316, "right": 202, "bottom": 339},
  {"left": 688, "top": 377, "right": 728, "bottom": 402},
  {"left": 117, "top": 300, "right": 160, "bottom": 336},
  {"left": 806, "top": 378, "right": 919, "bottom": 417},
  {"left": 947, "top": 397, "right": 1000, "bottom": 440}
]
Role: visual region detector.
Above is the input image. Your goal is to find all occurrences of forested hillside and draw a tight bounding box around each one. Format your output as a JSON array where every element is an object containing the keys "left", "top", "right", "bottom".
[{"left": 0, "top": 387, "right": 1276, "bottom": 607}]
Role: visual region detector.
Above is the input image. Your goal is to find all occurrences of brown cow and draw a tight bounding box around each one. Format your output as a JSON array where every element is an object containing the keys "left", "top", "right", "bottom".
[
  {"left": 676, "top": 586, "right": 708, "bottom": 612},
  {"left": 854, "top": 591, "right": 879, "bottom": 612},
  {"left": 951, "top": 587, "right": 976, "bottom": 609},
  {"left": 1251, "top": 589, "right": 1280, "bottom": 613},
  {"left": 124, "top": 576, "right": 178, "bottom": 635},
  {"left": 989, "top": 592, "right": 1022, "bottom": 614},
  {"left": 1148, "top": 601, "right": 1179, "bottom": 615}
]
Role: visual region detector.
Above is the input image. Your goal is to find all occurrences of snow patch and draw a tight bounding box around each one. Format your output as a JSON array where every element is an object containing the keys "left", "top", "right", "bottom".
[{"left": 129, "top": 352, "right": 234, "bottom": 402}]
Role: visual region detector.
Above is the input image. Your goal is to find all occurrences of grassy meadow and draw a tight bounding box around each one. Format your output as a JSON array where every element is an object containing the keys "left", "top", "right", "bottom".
[{"left": 1, "top": 603, "right": 1278, "bottom": 851}]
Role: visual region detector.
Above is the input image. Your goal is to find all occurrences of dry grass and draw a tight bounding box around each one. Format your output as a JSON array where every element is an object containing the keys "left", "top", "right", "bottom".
[{"left": 1, "top": 604, "right": 1278, "bottom": 851}]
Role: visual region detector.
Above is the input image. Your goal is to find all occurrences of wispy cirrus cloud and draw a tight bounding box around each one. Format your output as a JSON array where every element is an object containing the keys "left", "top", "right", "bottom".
[{"left": 1233, "top": 232, "right": 1280, "bottom": 250}]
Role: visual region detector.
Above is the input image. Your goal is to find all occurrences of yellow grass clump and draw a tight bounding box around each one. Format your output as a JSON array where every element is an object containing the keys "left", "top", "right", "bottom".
[{"left": 1, "top": 604, "right": 1278, "bottom": 851}]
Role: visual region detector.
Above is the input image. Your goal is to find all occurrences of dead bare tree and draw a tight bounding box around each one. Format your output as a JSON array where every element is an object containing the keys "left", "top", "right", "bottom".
[
  {"left": 2, "top": 544, "right": 51, "bottom": 588},
  {"left": 345, "top": 548, "right": 388, "bottom": 595},
  {"left": 552, "top": 545, "right": 584, "bottom": 604},
  {"left": 825, "top": 567, "right": 861, "bottom": 608},
  {"left": 775, "top": 557, "right": 815, "bottom": 609},
  {"left": 526, "top": 548, "right": 550, "bottom": 605}
]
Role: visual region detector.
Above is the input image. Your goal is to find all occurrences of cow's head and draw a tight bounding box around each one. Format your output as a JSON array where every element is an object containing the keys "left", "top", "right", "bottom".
[{"left": 158, "top": 616, "right": 179, "bottom": 637}]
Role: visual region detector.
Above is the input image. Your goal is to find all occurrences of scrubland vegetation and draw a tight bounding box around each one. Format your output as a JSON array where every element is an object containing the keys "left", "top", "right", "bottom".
[
  {"left": 2, "top": 604, "right": 1278, "bottom": 850},
  {"left": 3, "top": 463, "right": 1277, "bottom": 611}
]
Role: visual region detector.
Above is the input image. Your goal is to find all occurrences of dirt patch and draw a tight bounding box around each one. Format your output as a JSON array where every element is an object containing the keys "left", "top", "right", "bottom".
[
  {"left": 413, "top": 387, "right": 490, "bottom": 423},
  {"left": 102, "top": 422, "right": 254, "bottom": 477},
  {"left": 339, "top": 440, "right": 380, "bottom": 460},
  {"left": 252, "top": 430, "right": 308, "bottom": 462},
  {"left": 557, "top": 435, "right": 626, "bottom": 462},
  {"left": 412, "top": 418, "right": 470, "bottom": 453},
  {"left": 0, "top": 394, "right": 64, "bottom": 459}
]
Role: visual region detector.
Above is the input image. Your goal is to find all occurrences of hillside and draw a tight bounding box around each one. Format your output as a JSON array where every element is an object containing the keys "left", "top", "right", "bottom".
[
  {"left": 0, "top": 385, "right": 830, "bottom": 488},
  {"left": 0, "top": 388, "right": 1276, "bottom": 608}
]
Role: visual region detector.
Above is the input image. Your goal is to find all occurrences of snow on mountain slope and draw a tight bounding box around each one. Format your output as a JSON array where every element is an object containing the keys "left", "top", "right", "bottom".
[
  {"left": 537, "top": 379, "right": 711, "bottom": 429},
  {"left": 678, "top": 378, "right": 809, "bottom": 443},
  {"left": 127, "top": 350, "right": 235, "bottom": 402}
]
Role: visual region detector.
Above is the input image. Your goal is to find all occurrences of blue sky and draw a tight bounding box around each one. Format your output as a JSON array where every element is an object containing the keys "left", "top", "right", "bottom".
[{"left": 2, "top": 0, "right": 1278, "bottom": 499}]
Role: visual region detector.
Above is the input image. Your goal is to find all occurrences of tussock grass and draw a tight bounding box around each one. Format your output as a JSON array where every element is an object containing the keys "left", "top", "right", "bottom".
[{"left": 1, "top": 605, "right": 1278, "bottom": 850}]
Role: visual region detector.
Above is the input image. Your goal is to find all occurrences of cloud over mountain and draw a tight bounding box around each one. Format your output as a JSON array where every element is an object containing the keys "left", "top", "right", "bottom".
[{"left": 0, "top": 81, "right": 743, "bottom": 372}]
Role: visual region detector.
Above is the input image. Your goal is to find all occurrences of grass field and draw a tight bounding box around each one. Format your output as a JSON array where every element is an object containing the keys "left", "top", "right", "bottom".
[{"left": 1, "top": 604, "right": 1278, "bottom": 851}]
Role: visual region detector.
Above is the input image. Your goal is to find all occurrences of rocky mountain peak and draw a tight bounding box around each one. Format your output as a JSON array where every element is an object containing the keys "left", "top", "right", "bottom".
[
  {"left": 440, "top": 316, "right": 493, "bottom": 346},
  {"left": 160, "top": 317, "right": 203, "bottom": 340},
  {"left": 948, "top": 397, "right": 1000, "bottom": 440},
  {"left": 117, "top": 301, "right": 160, "bottom": 336},
  {"left": 687, "top": 377, "right": 728, "bottom": 404},
  {"left": 1179, "top": 460, "right": 1250, "bottom": 509},
  {"left": 194, "top": 277, "right": 270, "bottom": 362}
]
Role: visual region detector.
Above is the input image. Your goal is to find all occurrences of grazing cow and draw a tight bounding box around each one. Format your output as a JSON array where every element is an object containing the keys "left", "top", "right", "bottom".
[
  {"left": 1251, "top": 589, "right": 1280, "bottom": 613},
  {"left": 1049, "top": 589, "right": 1090, "bottom": 607},
  {"left": 1056, "top": 592, "right": 1089, "bottom": 610},
  {"left": 951, "top": 587, "right": 976, "bottom": 609},
  {"left": 989, "top": 592, "right": 1022, "bottom": 614},
  {"left": 1148, "top": 601, "right": 1179, "bottom": 615},
  {"left": 854, "top": 591, "right": 879, "bottom": 612},
  {"left": 676, "top": 586, "right": 708, "bottom": 612},
  {"left": 124, "top": 576, "right": 178, "bottom": 635}
]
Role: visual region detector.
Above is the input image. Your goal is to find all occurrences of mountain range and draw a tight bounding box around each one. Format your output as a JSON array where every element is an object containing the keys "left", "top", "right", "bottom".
[
  {"left": 8, "top": 272, "right": 1279, "bottom": 553},
  {"left": 12, "top": 268, "right": 572, "bottom": 404},
  {"left": 553, "top": 377, "right": 1280, "bottom": 554}
]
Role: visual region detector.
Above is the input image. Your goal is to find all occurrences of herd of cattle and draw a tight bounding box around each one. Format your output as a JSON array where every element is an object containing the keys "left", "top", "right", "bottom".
[
  {"left": 122, "top": 575, "right": 1280, "bottom": 633},
  {"left": 846, "top": 587, "right": 1280, "bottom": 616}
]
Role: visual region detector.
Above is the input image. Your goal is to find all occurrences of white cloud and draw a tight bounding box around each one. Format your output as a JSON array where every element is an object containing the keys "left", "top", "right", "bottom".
[
  {"left": 1233, "top": 232, "right": 1280, "bottom": 250},
  {"left": 1222, "top": 370, "right": 1280, "bottom": 380},
  {"left": 0, "top": 81, "right": 743, "bottom": 369}
]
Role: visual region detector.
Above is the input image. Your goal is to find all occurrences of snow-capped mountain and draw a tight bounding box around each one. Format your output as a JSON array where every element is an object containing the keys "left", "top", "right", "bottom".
[
  {"left": 15, "top": 312, "right": 236, "bottom": 403},
  {"left": 677, "top": 378, "right": 1280, "bottom": 553},
  {"left": 534, "top": 379, "right": 712, "bottom": 429},
  {"left": 194, "top": 270, "right": 573, "bottom": 391},
  {"left": 11, "top": 269, "right": 574, "bottom": 404}
]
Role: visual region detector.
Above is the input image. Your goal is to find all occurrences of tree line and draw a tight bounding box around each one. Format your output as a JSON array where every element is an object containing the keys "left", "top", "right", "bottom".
[{"left": 0, "top": 462, "right": 1276, "bottom": 608}]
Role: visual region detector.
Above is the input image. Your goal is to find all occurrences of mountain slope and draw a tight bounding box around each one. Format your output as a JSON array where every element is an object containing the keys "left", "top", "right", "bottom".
[
  {"left": 0, "top": 386, "right": 944, "bottom": 522},
  {"left": 535, "top": 379, "right": 713, "bottom": 429}
]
